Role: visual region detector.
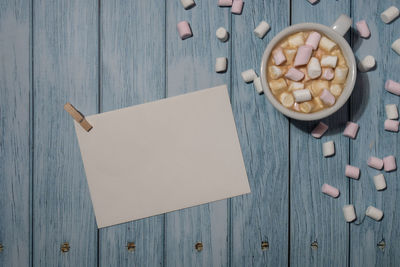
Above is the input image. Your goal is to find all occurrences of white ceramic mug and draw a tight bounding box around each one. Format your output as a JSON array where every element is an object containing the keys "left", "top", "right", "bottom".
[{"left": 260, "top": 15, "right": 356, "bottom": 121}]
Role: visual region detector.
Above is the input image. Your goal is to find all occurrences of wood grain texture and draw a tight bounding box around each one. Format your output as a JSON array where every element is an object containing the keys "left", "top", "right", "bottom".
[
  {"left": 0, "top": 0, "right": 31, "bottom": 266},
  {"left": 230, "top": 1, "right": 289, "bottom": 266},
  {"left": 99, "top": 1, "right": 165, "bottom": 266},
  {"left": 350, "top": 0, "right": 400, "bottom": 266},
  {"left": 33, "top": 0, "right": 98, "bottom": 266},
  {"left": 290, "top": 1, "right": 351, "bottom": 266},
  {"left": 165, "top": 1, "right": 230, "bottom": 266}
]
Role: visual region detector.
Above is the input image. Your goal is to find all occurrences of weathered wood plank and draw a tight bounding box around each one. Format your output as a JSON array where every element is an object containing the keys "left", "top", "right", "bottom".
[
  {"left": 99, "top": 1, "right": 165, "bottom": 266},
  {"left": 0, "top": 0, "right": 31, "bottom": 266},
  {"left": 350, "top": 0, "right": 400, "bottom": 266},
  {"left": 230, "top": 1, "right": 289, "bottom": 266},
  {"left": 33, "top": 0, "right": 98, "bottom": 265},
  {"left": 289, "top": 1, "right": 351, "bottom": 267},
  {"left": 165, "top": 1, "right": 230, "bottom": 266}
]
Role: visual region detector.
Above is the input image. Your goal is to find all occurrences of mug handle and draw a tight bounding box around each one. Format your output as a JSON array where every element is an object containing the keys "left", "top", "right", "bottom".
[{"left": 331, "top": 14, "right": 352, "bottom": 36}]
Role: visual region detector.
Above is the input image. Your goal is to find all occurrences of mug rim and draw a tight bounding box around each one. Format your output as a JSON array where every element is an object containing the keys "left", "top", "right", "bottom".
[{"left": 260, "top": 23, "right": 357, "bottom": 121}]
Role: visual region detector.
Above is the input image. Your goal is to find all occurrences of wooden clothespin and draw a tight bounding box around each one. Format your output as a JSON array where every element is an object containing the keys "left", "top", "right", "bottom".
[{"left": 64, "top": 102, "right": 93, "bottom": 132}]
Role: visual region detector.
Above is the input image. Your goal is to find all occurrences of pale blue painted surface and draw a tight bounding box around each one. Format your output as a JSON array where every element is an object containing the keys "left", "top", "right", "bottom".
[{"left": 1, "top": 0, "right": 400, "bottom": 266}]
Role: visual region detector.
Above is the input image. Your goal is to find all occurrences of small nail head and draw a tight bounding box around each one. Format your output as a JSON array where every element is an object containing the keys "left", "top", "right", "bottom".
[
  {"left": 127, "top": 242, "right": 136, "bottom": 252},
  {"left": 0, "top": 243, "right": 3, "bottom": 252},
  {"left": 311, "top": 241, "right": 318, "bottom": 250},
  {"left": 261, "top": 241, "right": 269, "bottom": 250},
  {"left": 60, "top": 242, "right": 70, "bottom": 253},
  {"left": 377, "top": 239, "right": 386, "bottom": 251},
  {"left": 195, "top": 242, "right": 203, "bottom": 252}
]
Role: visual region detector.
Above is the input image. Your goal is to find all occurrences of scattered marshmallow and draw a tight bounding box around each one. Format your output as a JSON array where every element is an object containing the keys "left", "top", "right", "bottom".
[
  {"left": 330, "top": 84, "right": 342, "bottom": 97},
  {"left": 343, "top": 205, "right": 357, "bottom": 222},
  {"left": 356, "top": 20, "right": 370, "bottom": 38},
  {"left": 366, "top": 206, "right": 383, "bottom": 221},
  {"left": 272, "top": 48, "right": 287, "bottom": 66},
  {"left": 180, "top": 0, "right": 195, "bottom": 9},
  {"left": 311, "top": 122, "right": 328, "bottom": 138},
  {"left": 367, "top": 156, "right": 383, "bottom": 170},
  {"left": 320, "top": 89, "right": 335, "bottom": 106},
  {"left": 231, "top": 0, "right": 244, "bottom": 14},
  {"left": 241, "top": 69, "right": 257, "bottom": 83},
  {"left": 288, "top": 81, "right": 304, "bottom": 91},
  {"left": 254, "top": 21, "right": 270, "bottom": 39},
  {"left": 215, "top": 57, "right": 227, "bottom": 73},
  {"left": 321, "top": 55, "right": 338, "bottom": 68},
  {"left": 321, "top": 183, "right": 339, "bottom": 198},
  {"left": 285, "top": 68, "right": 305, "bottom": 81},
  {"left": 385, "top": 104, "right": 398, "bottom": 120},
  {"left": 321, "top": 68, "right": 334, "bottom": 81},
  {"left": 385, "top": 80, "right": 400, "bottom": 96},
  {"left": 218, "top": 0, "right": 232, "bottom": 6},
  {"left": 373, "top": 174, "right": 386, "bottom": 191},
  {"left": 177, "top": 21, "right": 193, "bottom": 40},
  {"left": 358, "top": 55, "right": 375, "bottom": 72},
  {"left": 384, "top": 119, "right": 399, "bottom": 132},
  {"left": 383, "top": 155, "right": 397, "bottom": 172},
  {"left": 345, "top": 165, "right": 360, "bottom": 179},
  {"left": 322, "top": 140, "right": 335, "bottom": 157},
  {"left": 381, "top": 6, "right": 399, "bottom": 24},
  {"left": 269, "top": 66, "right": 283, "bottom": 79},
  {"left": 392, "top": 38, "right": 400, "bottom": 55},
  {"left": 216, "top": 27, "right": 229, "bottom": 42},
  {"left": 343, "top": 122, "right": 359, "bottom": 139},
  {"left": 305, "top": 31, "right": 321, "bottom": 50},
  {"left": 294, "top": 45, "right": 313, "bottom": 67},
  {"left": 279, "top": 92, "right": 295, "bottom": 107},
  {"left": 307, "top": 57, "right": 321, "bottom": 79},
  {"left": 253, "top": 77, "right": 263, "bottom": 94},
  {"left": 319, "top": 37, "right": 337, "bottom": 52},
  {"left": 293, "top": 89, "right": 312, "bottom": 103},
  {"left": 307, "top": 0, "right": 319, "bottom": 4},
  {"left": 269, "top": 78, "right": 287, "bottom": 93}
]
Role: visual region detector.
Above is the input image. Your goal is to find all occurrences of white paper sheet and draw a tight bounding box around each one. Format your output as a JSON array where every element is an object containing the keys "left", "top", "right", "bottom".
[{"left": 75, "top": 85, "right": 250, "bottom": 228}]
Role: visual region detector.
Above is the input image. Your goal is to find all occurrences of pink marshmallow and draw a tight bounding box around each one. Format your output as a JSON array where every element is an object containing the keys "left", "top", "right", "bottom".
[
  {"left": 231, "top": 0, "right": 244, "bottom": 14},
  {"left": 285, "top": 68, "right": 304, "bottom": 81},
  {"left": 345, "top": 165, "right": 360, "bottom": 179},
  {"left": 177, "top": 21, "right": 193, "bottom": 40},
  {"left": 272, "top": 48, "right": 286, "bottom": 65},
  {"left": 321, "top": 183, "right": 339, "bottom": 198},
  {"left": 321, "top": 68, "right": 334, "bottom": 80},
  {"left": 367, "top": 156, "right": 384, "bottom": 170},
  {"left": 383, "top": 155, "right": 397, "bottom": 172},
  {"left": 218, "top": 0, "right": 232, "bottom": 6},
  {"left": 384, "top": 119, "right": 399, "bottom": 132},
  {"left": 294, "top": 45, "right": 313, "bottom": 67},
  {"left": 385, "top": 80, "right": 400, "bottom": 96},
  {"left": 343, "top": 122, "right": 359, "bottom": 139},
  {"left": 305, "top": 31, "right": 321, "bottom": 50},
  {"left": 307, "top": 0, "right": 319, "bottom": 4},
  {"left": 311, "top": 122, "right": 328, "bottom": 138},
  {"left": 320, "top": 89, "right": 335, "bottom": 106},
  {"left": 356, "top": 20, "right": 370, "bottom": 38}
]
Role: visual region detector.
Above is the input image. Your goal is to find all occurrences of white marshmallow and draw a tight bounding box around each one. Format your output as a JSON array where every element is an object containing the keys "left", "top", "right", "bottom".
[
  {"left": 253, "top": 77, "right": 263, "bottom": 94},
  {"left": 215, "top": 57, "right": 227, "bottom": 73},
  {"left": 288, "top": 82, "right": 304, "bottom": 91},
  {"left": 358, "top": 55, "right": 375, "bottom": 72},
  {"left": 216, "top": 27, "right": 229, "bottom": 42},
  {"left": 279, "top": 92, "right": 294, "bottom": 107},
  {"left": 307, "top": 57, "right": 321, "bottom": 79},
  {"left": 254, "top": 21, "right": 270, "bottom": 39},
  {"left": 320, "top": 55, "right": 338, "bottom": 68},
  {"left": 366, "top": 206, "right": 383, "bottom": 221},
  {"left": 299, "top": 102, "right": 313, "bottom": 113},
  {"left": 391, "top": 38, "right": 400, "bottom": 55},
  {"left": 284, "top": 49, "right": 297, "bottom": 64},
  {"left": 293, "top": 89, "right": 312, "bottom": 103},
  {"left": 322, "top": 140, "right": 335, "bottom": 157},
  {"left": 330, "top": 84, "right": 342, "bottom": 97},
  {"left": 381, "top": 6, "right": 399, "bottom": 24},
  {"left": 373, "top": 174, "right": 386, "bottom": 191},
  {"left": 319, "top": 37, "right": 337, "bottom": 52},
  {"left": 343, "top": 205, "right": 356, "bottom": 222},
  {"left": 385, "top": 104, "right": 398, "bottom": 119},
  {"left": 333, "top": 66, "right": 348, "bottom": 84},
  {"left": 288, "top": 32, "right": 305, "bottom": 47},
  {"left": 180, "top": 0, "right": 195, "bottom": 9},
  {"left": 241, "top": 69, "right": 257, "bottom": 83},
  {"left": 269, "top": 66, "right": 283, "bottom": 79},
  {"left": 269, "top": 78, "right": 287, "bottom": 94}
]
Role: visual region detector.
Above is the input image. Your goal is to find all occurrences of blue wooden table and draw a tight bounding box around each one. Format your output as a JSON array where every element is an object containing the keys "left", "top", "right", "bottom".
[{"left": 1, "top": 0, "right": 400, "bottom": 266}]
